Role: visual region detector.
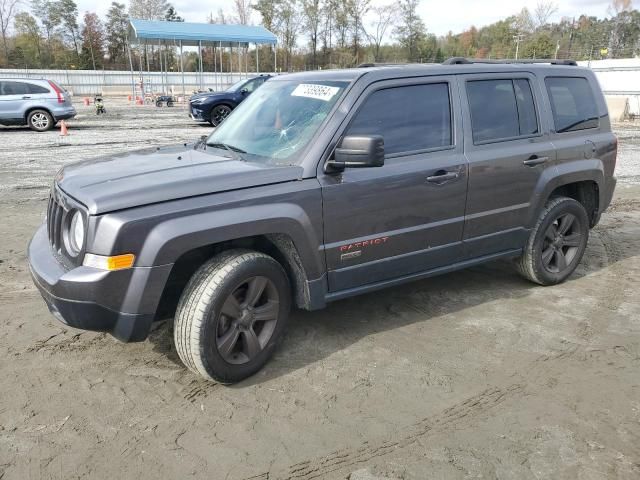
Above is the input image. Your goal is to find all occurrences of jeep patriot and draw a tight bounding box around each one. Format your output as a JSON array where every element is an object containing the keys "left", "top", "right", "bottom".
[{"left": 28, "top": 58, "right": 617, "bottom": 383}]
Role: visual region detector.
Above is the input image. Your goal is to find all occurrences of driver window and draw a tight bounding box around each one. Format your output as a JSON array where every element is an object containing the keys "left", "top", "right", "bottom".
[{"left": 346, "top": 83, "right": 452, "bottom": 156}]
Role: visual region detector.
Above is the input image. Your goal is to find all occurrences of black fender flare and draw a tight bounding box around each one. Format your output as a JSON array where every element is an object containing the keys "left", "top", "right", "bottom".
[
  {"left": 134, "top": 202, "right": 325, "bottom": 281},
  {"left": 527, "top": 158, "right": 605, "bottom": 229}
]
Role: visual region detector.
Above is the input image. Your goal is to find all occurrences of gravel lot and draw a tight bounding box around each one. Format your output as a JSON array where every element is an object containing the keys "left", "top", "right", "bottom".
[{"left": 0, "top": 101, "right": 639, "bottom": 480}]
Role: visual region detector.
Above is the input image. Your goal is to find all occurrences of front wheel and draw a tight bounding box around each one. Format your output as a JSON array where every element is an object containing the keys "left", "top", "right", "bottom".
[
  {"left": 174, "top": 250, "right": 291, "bottom": 383},
  {"left": 210, "top": 104, "right": 232, "bottom": 126},
  {"left": 515, "top": 196, "right": 590, "bottom": 285}
]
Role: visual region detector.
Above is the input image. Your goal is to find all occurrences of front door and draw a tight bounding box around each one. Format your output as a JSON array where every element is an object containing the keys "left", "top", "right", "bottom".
[
  {"left": 0, "top": 81, "right": 32, "bottom": 122},
  {"left": 319, "top": 76, "right": 468, "bottom": 292}
]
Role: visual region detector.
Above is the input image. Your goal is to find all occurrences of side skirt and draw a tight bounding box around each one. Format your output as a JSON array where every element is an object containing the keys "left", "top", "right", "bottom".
[{"left": 324, "top": 248, "right": 523, "bottom": 303}]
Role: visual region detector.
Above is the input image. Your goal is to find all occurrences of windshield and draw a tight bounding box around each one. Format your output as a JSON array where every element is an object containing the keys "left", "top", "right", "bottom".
[
  {"left": 226, "top": 79, "right": 248, "bottom": 92},
  {"left": 207, "top": 79, "right": 349, "bottom": 164}
]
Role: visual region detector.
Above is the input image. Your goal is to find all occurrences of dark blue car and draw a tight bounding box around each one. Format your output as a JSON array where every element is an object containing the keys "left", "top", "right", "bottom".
[{"left": 189, "top": 75, "right": 271, "bottom": 126}]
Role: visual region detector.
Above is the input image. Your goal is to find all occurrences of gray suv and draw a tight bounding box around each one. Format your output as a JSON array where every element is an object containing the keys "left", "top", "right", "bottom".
[
  {"left": 28, "top": 59, "right": 617, "bottom": 383},
  {"left": 0, "top": 78, "right": 76, "bottom": 131}
]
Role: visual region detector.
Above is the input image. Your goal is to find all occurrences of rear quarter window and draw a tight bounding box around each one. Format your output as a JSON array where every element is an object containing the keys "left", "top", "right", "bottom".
[
  {"left": 545, "top": 77, "right": 599, "bottom": 133},
  {"left": 26, "top": 83, "right": 50, "bottom": 94}
]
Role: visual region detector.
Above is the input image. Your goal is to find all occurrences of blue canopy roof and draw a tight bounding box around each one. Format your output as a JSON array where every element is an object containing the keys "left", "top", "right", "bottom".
[{"left": 129, "top": 19, "right": 278, "bottom": 46}]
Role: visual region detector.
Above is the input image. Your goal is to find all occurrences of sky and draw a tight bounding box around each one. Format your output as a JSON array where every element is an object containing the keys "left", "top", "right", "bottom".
[{"left": 77, "top": 0, "right": 614, "bottom": 37}]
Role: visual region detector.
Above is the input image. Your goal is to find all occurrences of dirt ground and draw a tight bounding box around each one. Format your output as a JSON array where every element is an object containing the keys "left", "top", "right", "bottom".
[{"left": 0, "top": 101, "right": 639, "bottom": 480}]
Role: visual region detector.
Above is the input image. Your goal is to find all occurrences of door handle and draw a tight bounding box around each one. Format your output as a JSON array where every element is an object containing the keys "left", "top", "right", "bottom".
[
  {"left": 523, "top": 155, "right": 548, "bottom": 167},
  {"left": 426, "top": 170, "right": 459, "bottom": 183},
  {"left": 22, "top": 96, "right": 31, "bottom": 99}
]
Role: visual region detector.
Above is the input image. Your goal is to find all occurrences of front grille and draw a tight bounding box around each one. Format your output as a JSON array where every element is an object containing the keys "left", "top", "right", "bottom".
[{"left": 46, "top": 192, "right": 65, "bottom": 252}]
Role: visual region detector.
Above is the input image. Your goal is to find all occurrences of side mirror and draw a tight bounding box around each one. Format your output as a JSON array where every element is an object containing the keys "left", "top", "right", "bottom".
[
  {"left": 327, "top": 135, "right": 385, "bottom": 170},
  {"left": 240, "top": 88, "right": 248, "bottom": 95}
]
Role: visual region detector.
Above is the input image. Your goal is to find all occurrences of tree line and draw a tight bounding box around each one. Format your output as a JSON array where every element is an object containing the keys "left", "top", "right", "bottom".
[{"left": 0, "top": 0, "right": 638, "bottom": 72}]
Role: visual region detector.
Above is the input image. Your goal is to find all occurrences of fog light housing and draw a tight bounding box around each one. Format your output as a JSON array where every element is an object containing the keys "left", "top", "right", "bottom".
[{"left": 83, "top": 253, "right": 135, "bottom": 271}]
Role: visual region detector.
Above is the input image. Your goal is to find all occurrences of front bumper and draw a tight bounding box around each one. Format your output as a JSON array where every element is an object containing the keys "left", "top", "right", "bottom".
[
  {"left": 189, "top": 104, "right": 208, "bottom": 122},
  {"left": 28, "top": 224, "right": 172, "bottom": 342}
]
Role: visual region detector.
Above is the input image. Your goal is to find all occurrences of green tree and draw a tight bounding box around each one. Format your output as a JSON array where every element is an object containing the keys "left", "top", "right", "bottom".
[
  {"left": 302, "top": 0, "right": 322, "bottom": 68},
  {"left": 394, "top": 0, "right": 427, "bottom": 62},
  {"left": 14, "top": 11, "right": 42, "bottom": 66},
  {"left": 523, "top": 31, "right": 555, "bottom": 58},
  {"left": 105, "top": 2, "right": 128, "bottom": 65},
  {"left": 31, "top": 0, "right": 60, "bottom": 65},
  {"left": 56, "top": 0, "right": 81, "bottom": 62},
  {"left": 0, "top": 0, "right": 21, "bottom": 62},
  {"left": 80, "top": 11, "right": 104, "bottom": 69}
]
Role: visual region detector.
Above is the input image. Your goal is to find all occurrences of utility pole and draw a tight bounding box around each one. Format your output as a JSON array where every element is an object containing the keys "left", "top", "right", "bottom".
[{"left": 514, "top": 33, "right": 524, "bottom": 59}]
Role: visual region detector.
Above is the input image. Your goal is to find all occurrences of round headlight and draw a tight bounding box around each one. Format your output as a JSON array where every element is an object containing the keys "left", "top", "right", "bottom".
[{"left": 69, "top": 211, "right": 85, "bottom": 253}]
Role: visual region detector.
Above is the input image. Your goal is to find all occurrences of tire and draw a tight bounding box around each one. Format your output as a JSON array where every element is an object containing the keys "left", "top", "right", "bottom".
[
  {"left": 210, "top": 104, "right": 232, "bottom": 126},
  {"left": 155, "top": 100, "right": 163, "bottom": 107},
  {"left": 515, "top": 196, "right": 590, "bottom": 286},
  {"left": 167, "top": 100, "right": 174, "bottom": 107},
  {"left": 174, "top": 249, "right": 291, "bottom": 383},
  {"left": 28, "top": 109, "right": 53, "bottom": 132}
]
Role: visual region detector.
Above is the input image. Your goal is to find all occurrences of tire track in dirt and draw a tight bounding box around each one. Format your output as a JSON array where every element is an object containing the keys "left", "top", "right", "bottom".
[
  {"left": 246, "top": 339, "right": 637, "bottom": 480},
  {"left": 244, "top": 384, "right": 525, "bottom": 480}
]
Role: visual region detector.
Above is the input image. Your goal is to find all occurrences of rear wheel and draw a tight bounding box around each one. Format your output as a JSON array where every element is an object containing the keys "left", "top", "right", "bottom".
[
  {"left": 174, "top": 250, "right": 291, "bottom": 383},
  {"left": 210, "top": 104, "right": 232, "bottom": 126},
  {"left": 515, "top": 196, "right": 589, "bottom": 285},
  {"left": 28, "top": 109, "right": 53, "bottom": 132}
]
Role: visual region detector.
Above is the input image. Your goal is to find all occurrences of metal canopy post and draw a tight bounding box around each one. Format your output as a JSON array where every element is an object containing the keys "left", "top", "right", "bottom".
[
  {"left": 256, "top": 43, "right": 259, "bottom": 73},
  {"left": 179, "top": 40, "right": 185, "bottom": 102},
  {"left": 274, "top": 47, "right": 277, "bottom": 74},
  {"left": 213, "top": 43, "right": 217, "bottom": 91},
  {"left": 127, "top": 41, "right": 135, "bottom": 102},
  {"left": 219, "top": 42, "right": 223, "bottom": 90},
  {"left": 229, "top": 45, "right": 232, "bottom": 87},
  {"left": 158, "top": 41, "right": 163, "bottom": 93},
  {"left": 198, "top": 40, "right": 203, "bottom": 91}
]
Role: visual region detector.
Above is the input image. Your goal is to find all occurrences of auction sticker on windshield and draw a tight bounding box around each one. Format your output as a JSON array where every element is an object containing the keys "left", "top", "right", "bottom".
[{"left": 291, "top": 84, "right": 340, "bottom": 102}]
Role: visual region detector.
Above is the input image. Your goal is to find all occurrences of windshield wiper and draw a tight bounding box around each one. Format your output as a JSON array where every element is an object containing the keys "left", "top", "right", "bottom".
[{"left": 206, "top": 142, "right": 246, "bottom": 161}]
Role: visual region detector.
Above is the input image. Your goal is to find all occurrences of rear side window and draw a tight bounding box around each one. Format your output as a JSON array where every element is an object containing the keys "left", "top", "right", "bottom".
[
  {"left": 545, "top": 77, "right": 599, "bottom": 133},
  {"left": 466, "top": 79, "right": 539, "bottom": 143},
  {"left": 346, "top": 83, "right": 452, "bottom": 156}
]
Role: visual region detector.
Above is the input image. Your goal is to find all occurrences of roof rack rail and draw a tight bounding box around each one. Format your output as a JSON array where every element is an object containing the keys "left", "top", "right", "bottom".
[
  {"left": 443, "top": 57, "right": 578, "bottom": 66},
  {"left": 357, "top": 62, "right": 411, "bottom": 68}
]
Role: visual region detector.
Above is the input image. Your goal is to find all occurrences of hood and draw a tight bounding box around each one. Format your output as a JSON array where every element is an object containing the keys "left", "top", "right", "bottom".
[
  {"left": 56, "top": 144, "right": 303, "bottom": 215},
  {"left": 190, "top": 91, "right": 228, "bottom": 101}
]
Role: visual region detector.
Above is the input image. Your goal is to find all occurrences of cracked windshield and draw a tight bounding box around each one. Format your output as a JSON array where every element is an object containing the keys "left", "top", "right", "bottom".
[{"left": 206, "top": 80, "right": 348, "bottom": 164}]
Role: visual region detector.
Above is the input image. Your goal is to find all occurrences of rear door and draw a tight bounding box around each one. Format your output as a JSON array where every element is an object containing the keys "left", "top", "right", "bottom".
[
  {"left": 459, "top": 73, "right": 556, "bottom": 258},
  {"left": 319, "top": 76, "right": 468, "bottom": 292}
]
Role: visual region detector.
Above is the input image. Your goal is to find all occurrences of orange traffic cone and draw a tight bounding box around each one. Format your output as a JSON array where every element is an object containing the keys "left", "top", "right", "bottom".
[{"left": 60, "top": 120, "right": 69, "bottom": 136}]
